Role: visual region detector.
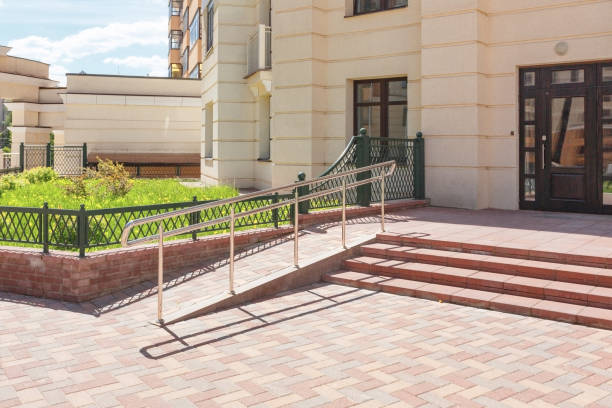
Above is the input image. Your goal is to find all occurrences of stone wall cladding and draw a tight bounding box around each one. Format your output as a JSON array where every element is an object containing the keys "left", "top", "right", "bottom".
[{"left": 0, "top": 200, "right": 427, "bottom": 302}]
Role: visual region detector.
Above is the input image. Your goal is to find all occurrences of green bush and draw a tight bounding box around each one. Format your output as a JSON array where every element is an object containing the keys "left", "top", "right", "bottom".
[
  {"left": 64, "top": 158, "right": 134, "bottom": 199},
  {"left": 93, "top": 158, "right": 134, "bottom": 197},
  {"left": 22, "top": 167, "right": 57, "bottom": 184},
  {"left": 1, "top": 146, "right": 9, "bottom": 153},
  {"left": 0, "top": 167, "right": 58, "bottom": 197}
]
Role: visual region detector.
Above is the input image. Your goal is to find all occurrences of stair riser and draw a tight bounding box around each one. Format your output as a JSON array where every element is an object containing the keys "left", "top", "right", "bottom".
[
  {"left": 325, "top": 274, "right": 612, "bottom": 330},
  {"left": 377, "top": 235, "right": 612, "bottom": 270},
  {"left": 341, "top": 260, "right": 612, "bottom": 309},
  {"left": 361, "top": 247, "right": 612, "bottom": 289}
]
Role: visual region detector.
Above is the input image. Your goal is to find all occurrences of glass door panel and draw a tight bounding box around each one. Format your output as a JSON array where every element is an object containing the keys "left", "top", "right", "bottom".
[{"left": 550, "top": 97, "right": 585, "bottom": 168}]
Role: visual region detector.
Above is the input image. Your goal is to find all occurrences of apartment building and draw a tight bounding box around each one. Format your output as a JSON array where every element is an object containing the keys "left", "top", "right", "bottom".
[
  {"left": 3, "top": 0, "right": 611, "bottom": 213},
  {"left": 198, "top": 0, "right": 612, "bottom": 214},
  {"left": 168, "top": 0, "right": 203, "bottom": 79}
]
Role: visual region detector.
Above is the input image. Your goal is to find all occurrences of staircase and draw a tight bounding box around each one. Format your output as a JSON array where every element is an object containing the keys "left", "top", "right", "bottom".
[{"left": 325, "top": 232, "right": 612, "bottom": 329}]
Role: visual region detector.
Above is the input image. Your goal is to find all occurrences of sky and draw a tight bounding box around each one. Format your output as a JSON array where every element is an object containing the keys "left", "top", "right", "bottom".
[{"left": 0, "top": 0, "right": 169, "bottom": 85}]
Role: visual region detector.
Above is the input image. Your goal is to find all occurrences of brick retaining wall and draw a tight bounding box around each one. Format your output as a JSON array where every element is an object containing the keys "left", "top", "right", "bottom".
[{"left": 0, "top": 200, "right": 427, "bottom": 302}]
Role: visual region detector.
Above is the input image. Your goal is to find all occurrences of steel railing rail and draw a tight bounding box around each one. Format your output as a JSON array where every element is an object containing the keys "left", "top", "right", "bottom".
[{"left": 121, "top": 160, "right": 396, "bottom": 324}]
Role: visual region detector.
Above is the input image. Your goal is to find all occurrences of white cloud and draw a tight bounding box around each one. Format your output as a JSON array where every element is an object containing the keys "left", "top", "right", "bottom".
[
  {"left": 49, "top": 65, "right": 69, "bottom": 86},
  {"left": 7, "top": 18, "right": 166, "bottom": 80},
  {"left": 104, "top": 55, "right": 167, "bottom": 77}
]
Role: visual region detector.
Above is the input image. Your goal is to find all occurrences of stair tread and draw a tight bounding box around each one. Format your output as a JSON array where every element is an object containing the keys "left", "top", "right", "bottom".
[
  {"left": 362, "top": 242, "right": 612, "bottom": 272},
  {"left": 342, "top": 255, "right": 612, "bottom": 307},
  {"left": 360, "top": 242, "right": 612, "bottom": 286},
  {"left": 376, "top": 232, "right": 612, "bottom": 269},
  {"left": 325, "top": 270, "right": 612, "bottom": 329}
]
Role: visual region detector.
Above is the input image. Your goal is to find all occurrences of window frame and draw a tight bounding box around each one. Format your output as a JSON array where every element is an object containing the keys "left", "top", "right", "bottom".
[
  {"left": 189, "top": 8, "right": 201, "bottom": 48},
  {"left": 183, "top": 6, "right": 190, "bottom": 35},
  {"left": 181, "top": 46, "right": 189, "bottom": 72},
  {"left": 168, "top": 63, "right": 183, "bottom": 78},
  {"left": 169, "top": 30, "right": 182, "bottom": 50},
  {"left": 353, "top": 77, "right": 408, "bottom": 138},
  {"left": 169, "top": 0, "right": 182, "bottom": 17},
  {"left": 189, "top": 64, "right": 201, "bottom": 79},
  {"left": 353, "top": 0, "right": 407, "bottom": 16},
  {"left": 206, "top": 1, "right": 214, "bottom": 51}
]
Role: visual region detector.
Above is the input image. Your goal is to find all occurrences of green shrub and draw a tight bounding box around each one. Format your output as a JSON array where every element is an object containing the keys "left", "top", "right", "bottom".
[
  {"left": 22, "top": 167, "right": 57, "bottom": 184},
  {"left": 94, "top": 159, "right": 133, "bottom": 197},
  {"left": 1, "top": 147, "right": 9, "bottom": 153},
  {"left": 63, "top": 158, "right": 133, "bottom": 199}
]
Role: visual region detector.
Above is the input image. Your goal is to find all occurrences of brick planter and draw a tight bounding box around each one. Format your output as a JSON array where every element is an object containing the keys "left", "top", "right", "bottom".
[{"left": 0, "top": 199, "right": 427, "bottom": 302}]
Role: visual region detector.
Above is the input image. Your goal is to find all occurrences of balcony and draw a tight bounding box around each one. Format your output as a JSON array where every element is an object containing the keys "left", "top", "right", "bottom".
[{"left": 246, "top": 25, "right": 271, "bottom": 78}]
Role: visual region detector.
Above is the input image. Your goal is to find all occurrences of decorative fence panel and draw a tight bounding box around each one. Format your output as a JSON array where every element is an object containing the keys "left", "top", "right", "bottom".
[
  {"left": 309, "top": 131, "right": 425, "bottom": 211},
  {"left": 22, "top": 145, "right": 47, "bottom": 170},
  {"left": 1, "top": 153, "right": 18, "bottom": 170},
  {"left": 52, "top": 146, "right": 85, "bottom": 176},
  {"left": 19, "top": 143, "right": 86, "bottom": 176},
  {"left": 0, "top": 195, "right": 293, "bottom": 257}
]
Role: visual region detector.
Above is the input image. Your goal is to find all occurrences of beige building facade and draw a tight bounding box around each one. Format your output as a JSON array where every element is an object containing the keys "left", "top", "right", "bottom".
[
  {"left": 200, "top": 0, "right": 612, "bottom": 213},
  {"left": 3, "top": 0, "right": 612, "bottom": 213},
  {"left": 0, "top": 46, "right": 202, "bottom": 175}
]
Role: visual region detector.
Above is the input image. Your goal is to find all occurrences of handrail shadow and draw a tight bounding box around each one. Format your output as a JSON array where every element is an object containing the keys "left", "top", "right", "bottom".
[{"left": 140, "top": 285, "right": 378, "bottom": 360}]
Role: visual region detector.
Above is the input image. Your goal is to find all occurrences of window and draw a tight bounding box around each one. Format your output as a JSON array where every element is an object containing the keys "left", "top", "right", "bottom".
[
  {"left": 169, "top": 30, "right": 182, "bottom": 50},
  {"left": 204, "top": 103, "right": 213, "bottom": 158},
  {"left": 354, "top": 0, "right": 407, "bottom": 15},
  {"left": 206, "top": 1, "right": 214, "bottom": 51},
  {"left": 181, "top": 47, "right": 189, "bottom": 72},
  {"left": 183, "top": 7, "right": 189, "bottom": 35},
  {"left": 169, "top": 0, "right": 182, "bottom": 17},
  {"left": 189, "top": 64, "right": 201, "bottom": 79},
  {"left": 169, "top": 63, "right": 182, "bottom": 78},
  {"left": 257, "top": 96, "right": 271, "bottom": 160},
  {"left": 190, "top": 9, "right": 201, "bottom": 48},
  {"left": 354, "top": 78, "right": 407, "bottom": 138}
]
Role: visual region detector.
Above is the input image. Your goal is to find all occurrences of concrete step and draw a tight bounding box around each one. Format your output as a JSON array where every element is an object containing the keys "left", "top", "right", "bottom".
[
  {"left": 360, "top": 243, "right": 612, "bottom": 288},
  {"left": 343, "top": 256, "right": 612, "bottom": 309},
  {"left": 377, "top": 232, "right": 612, "bottom": 270},
  {"left": 325, "top": 270, "right": 612, "bottom": 330}
]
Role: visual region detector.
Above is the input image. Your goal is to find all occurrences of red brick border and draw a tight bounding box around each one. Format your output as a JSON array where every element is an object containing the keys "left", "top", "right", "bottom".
[{"left": 0, "top": 200, "right": 427, "bottom": 302}]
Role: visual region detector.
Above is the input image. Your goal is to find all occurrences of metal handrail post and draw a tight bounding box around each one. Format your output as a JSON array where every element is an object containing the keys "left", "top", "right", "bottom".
[
  {"left": 229, "top": 205, "right": 235, "bottom": 294},
  {"left": 381, "top": 175, "right": 386, "bottom": 232},
  {"left": 294, "top": 188, "right": 299, "bottom": 267},
  {"left": 157, "top": 223, "right": 164, "bottom": 325},
  {"left": 342, "top": 178, "right": 347, "bottom": 248}
]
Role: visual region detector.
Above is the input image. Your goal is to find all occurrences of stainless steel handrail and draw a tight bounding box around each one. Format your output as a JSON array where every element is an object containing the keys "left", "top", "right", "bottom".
[{"left": 121, "top": 160, "right": 396, "bottom": 324}]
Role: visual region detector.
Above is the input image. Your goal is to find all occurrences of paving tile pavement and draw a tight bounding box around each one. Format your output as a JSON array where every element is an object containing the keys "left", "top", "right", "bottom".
[{"left": 1, "top": 207, "right": 612, "bottom": 407}]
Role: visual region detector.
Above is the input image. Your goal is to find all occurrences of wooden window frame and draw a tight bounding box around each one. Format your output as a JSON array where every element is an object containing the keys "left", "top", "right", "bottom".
[
  {"left": 353, "top": 77, "right": 407, "bottom": 138},
  {"left": 353, "top": 0, "right": 407, "bottom": 16}
]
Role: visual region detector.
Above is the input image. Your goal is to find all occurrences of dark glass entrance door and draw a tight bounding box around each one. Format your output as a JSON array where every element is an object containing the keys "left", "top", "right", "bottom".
[{"left": 519, "top": 62, "right": 612, "bottom": 213}]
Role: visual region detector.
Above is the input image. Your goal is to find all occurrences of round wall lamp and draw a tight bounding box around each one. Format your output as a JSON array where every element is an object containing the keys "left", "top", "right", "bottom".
[{"left": 555, "top": 41, "right": 569, "bottom": 56}]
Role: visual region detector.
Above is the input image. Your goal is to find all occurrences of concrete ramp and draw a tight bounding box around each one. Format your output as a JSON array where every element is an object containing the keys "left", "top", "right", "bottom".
[{"left": 163, "top": 235, "right": 375, "bottom": 325}]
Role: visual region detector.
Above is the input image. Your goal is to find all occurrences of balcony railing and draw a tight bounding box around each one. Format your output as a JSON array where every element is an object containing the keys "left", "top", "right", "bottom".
[{"left": 246, "top": 24, "right": 271, "bottom": 77}]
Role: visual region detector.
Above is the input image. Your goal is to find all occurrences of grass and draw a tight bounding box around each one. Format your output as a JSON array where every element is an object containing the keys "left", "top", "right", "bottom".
[
  {"left": 0, "top": 178, "right": 238, "bottom": 209},
  {"left": 0, "top": 170, "right": 293, "bottom": 253}
]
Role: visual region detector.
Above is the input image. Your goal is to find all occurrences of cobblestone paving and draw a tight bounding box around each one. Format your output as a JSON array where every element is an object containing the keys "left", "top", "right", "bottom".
[{"left": 1, "top": 208, "right": 612, "bottom": 407}]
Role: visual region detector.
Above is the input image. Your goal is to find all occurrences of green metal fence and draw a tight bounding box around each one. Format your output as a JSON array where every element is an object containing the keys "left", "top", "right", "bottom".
[
  {"left": 0, "top": 195, "right": 293, "bottom": 257},
  {"left": 308, "top": 130, "right": 425, "bottom": 211}
]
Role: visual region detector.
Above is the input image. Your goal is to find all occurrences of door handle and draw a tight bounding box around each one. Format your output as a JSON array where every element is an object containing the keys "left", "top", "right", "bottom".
[{"left": 541, "top": 135, "right": 547, "bottom": 170}]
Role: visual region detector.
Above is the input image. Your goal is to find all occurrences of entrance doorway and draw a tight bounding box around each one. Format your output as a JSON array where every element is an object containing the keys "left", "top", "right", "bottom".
[{"left": 519, "top": 62, "right": 612, "bottom": 213}]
